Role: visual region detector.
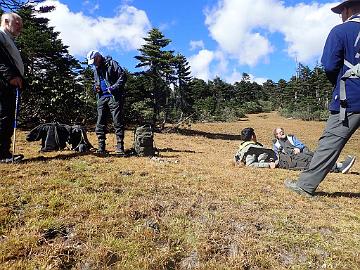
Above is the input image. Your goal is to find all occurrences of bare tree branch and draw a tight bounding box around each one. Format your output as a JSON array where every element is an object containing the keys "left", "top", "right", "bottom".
[{"left": 0, "top": 0, "right": 44, "bottom": 11}]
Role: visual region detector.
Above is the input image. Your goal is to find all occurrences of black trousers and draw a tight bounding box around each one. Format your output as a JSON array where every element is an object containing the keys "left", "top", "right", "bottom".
[
  {"left": 95, "top": 95, "right": 124, "bottom": 143},
  {"left": 0, "top": 87, "right": 16, "bottom": 158}
]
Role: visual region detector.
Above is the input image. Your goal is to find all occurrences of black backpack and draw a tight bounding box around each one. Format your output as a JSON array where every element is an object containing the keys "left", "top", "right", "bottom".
[
  {"left": 69, "top": 125, "right": 93, "bottom": 152},
  {"left": 26, "top": 123, "right": 71, "bottom": 152},
  {"left": 134, "top": 125, "right": 156, "bottom": 156},
  {"left": 27, "top": 123, "right": 93, "bottom": 153}
]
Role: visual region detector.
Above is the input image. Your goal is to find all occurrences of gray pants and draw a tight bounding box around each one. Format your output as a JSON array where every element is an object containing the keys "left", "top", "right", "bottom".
[
  {"left": 95, "top": 96, "right": 124, "bottom": 143},
  {"left": 298, "top": 112, "right": 360, "bottom": 194}
]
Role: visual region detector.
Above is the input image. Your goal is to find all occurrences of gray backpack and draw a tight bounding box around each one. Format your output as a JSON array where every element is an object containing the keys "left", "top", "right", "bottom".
[{"left": 134, "top": 125, "right": 156, "bottom": 156}]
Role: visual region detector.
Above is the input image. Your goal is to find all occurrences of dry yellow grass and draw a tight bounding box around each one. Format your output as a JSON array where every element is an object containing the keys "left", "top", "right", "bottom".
[{"left": 0, "top": 112, "right": 359, "bottom": 269}]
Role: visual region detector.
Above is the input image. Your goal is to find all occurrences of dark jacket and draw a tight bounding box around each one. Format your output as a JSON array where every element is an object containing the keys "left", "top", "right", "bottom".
[
  {"left": 0, "top": 36, "right": 22, "bottom": 89},
  {"left": 26, "top": 123, "right": 71, "bottom": 152},
  {"left": 94, "top": 56, "right": 126, "bottom": 99},
  {"left": 321, "top": 15, "right": 360, "bottom": 112},
  {"left": 27, "top": 123, "right": 92, "bottom": 152}
]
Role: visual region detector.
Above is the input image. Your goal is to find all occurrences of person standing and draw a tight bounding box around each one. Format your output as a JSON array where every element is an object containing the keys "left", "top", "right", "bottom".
[
  {"left": 0, "top": 13, "right": 24, "bottom": 163},
  {"left": 285, "top": 0, "right": 359, "bottom": 197},
  {"left": 87, "top": 50, "right": 127, "bottom": 155}
]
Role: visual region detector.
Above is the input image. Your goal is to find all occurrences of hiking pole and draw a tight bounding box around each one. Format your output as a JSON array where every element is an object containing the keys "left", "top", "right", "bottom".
[{"left": 12, "top": 88, "right": 20, "bottom": 163}]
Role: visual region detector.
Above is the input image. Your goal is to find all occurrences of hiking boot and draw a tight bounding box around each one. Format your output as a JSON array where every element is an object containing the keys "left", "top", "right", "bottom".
[
  {"left": 96, "top": 149, "right": 108, "bottom": 155},
  {"left": 96, "top": 140, "right": 107, "bottom": 154},
  {"left": 284, "top": 179, "right": 314, "bottom": 197},
  {"left": 115, "top": 145, "right": 125, "bottom": 156},
  {"left": 0, "top": 154, "right": 24, "bottom": 164},
  {"left": 341, "top": 155, "right": 356, "bottom": 174}
]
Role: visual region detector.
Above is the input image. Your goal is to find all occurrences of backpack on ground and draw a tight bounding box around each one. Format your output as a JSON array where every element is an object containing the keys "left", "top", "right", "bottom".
[
  {"left": 69, "top": 125, "right": 93, "bottom": 152},
  {"left": 26, "top": 123, "right": 71, "bottom": 152},
  {"left": 133, "top": 124, "right": 156, "bottom": 156}
]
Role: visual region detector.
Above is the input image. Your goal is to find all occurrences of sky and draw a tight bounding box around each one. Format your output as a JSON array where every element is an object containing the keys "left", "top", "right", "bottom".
[{"left": 35, "top": 0, "right": 342, "bottom": 84}]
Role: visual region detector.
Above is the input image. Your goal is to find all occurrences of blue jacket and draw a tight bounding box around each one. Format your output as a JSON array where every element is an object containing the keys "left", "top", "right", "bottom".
[
  {"left": 321, "top": 15, "right": 360, "bottom": 112},
  {"left": 273, "top": 135, "right": 305, "bottom": 157}
]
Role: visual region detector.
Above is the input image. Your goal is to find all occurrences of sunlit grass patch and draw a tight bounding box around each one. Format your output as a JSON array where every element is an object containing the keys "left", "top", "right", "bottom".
[{"left": 1, "top": 112, "right": 359, "bottom": 268}]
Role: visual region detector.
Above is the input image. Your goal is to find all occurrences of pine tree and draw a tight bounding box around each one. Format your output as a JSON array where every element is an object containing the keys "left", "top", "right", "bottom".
[
  {"left": 134, "top": 28, "right": 176, "bottom": 127},
  {"left": 172, "top": 53, "right": 192, "bottom": 119}
]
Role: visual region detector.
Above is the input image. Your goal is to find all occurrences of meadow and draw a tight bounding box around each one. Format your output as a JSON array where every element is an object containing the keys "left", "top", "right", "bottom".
[{"left": 1, "top": 112, "right": 359, "bottom": 269}]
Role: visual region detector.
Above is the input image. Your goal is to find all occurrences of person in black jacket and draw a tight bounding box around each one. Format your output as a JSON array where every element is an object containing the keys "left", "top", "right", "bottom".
[
  {"left": 87, "top": 50, "right": 127, "bottom": 155},
  {"left": 0, "top": 13, "right": 24, "bottom": 163}
]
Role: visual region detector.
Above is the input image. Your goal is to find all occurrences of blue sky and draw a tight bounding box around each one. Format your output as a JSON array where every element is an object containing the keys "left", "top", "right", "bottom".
[{"left": 38, "top": 0, "right": 341, "bottom": 84}]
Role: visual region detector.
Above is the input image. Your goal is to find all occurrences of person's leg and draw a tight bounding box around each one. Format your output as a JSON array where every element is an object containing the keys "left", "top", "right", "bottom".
[
  {"left": 296, "top": 112, "right": 360, "bottom": 194},
  {"left": 297, "top": 132, "right": 347, "bottom": 193},
  {"left": 0, "top": 88, "right": 15, "bottom": 158},
  {"left": 95, "top": 98, "right": 109, "bottom": 153},
  {"left": 109, "top": 97, "right": 125, "bottom": 154}
]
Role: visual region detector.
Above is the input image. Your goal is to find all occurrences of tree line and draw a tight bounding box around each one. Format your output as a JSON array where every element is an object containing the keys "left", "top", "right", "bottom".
[{"left": 2, "top": 2, "right": 334, "bottom": 130}]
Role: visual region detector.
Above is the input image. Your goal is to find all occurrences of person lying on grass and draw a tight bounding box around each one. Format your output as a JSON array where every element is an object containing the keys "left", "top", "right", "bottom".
[
  {"left": 273, "top": 127, "right": 355, "bottom": 173},
  {"left": 234, "top": 127, "right": 277, "bottom": 169}
]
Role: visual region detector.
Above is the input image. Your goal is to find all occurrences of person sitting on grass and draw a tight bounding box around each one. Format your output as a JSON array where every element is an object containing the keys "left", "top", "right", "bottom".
[
  {"left": 234, "top": 127, "right": 277, "bottom": 169},
  {"left": 273, "top": 127, "right": 355, "bottom": 173}
]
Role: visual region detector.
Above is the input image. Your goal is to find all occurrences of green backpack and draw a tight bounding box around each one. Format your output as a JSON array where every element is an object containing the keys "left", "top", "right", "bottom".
[{"left": 134, "top": 125, "right": 156, "bottom": 156}]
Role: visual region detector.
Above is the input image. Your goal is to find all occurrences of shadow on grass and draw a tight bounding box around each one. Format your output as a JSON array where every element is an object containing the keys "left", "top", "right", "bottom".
[
  {"left": 21, "top": 148, "right": 192, "bottom": 163},
  {"left": 315, "top": 191, "right": 360, "bottom": 198},
  {"left": 21, "top": 151, "right": 131, "bottom": 163},
  {"left": 158, "top": 147, "right": 198, "bottom": 153},
  {"left": 166, "top": 128, "right": 241, "bottom": 141}
]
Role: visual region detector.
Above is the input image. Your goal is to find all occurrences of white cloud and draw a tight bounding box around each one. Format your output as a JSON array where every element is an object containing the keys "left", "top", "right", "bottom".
[
  {"left": 226, "top": 70, "right": 267, "bottom": 85},
  {"left": 205, "top": 0, "right": 339, "bottom": 65},
  {"left": 188, "top": 49, "right": 215, "bottom": 81},
  {"left": 37, "top": 0, "right": 151, "bottom": 57},
  {"left": 189, "top": 40, "right": 205, "bottom": 51}
]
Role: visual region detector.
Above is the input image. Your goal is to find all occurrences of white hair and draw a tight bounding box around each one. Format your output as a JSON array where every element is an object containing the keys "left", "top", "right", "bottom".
[{"left": 1, "top": 13, "right": 22, "bottom": 26}]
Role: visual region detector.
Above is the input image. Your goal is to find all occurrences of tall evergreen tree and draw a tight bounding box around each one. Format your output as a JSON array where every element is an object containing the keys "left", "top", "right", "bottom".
[
  {"left": 134, "top": 28, "right": 176, "bottom": 126},
  {"left": 172, "top": 53, "right": 192, "bottom": 119}
]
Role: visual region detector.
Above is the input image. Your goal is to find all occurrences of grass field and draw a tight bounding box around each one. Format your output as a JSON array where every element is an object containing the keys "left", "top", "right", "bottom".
[{"left": 1, "top": 112, "right": 359, "bottom": 269}]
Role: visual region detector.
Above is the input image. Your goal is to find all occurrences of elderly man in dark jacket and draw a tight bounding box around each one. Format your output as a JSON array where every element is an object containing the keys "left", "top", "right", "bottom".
[
  {"left": 87, "top": 50, "right": 127, "bottom": 155},
  {"left": 0, "top": 13, "right": 24, "bottom": 163},
  {"left": 285, "top": 0, "right": 360, "bottom": 197}
]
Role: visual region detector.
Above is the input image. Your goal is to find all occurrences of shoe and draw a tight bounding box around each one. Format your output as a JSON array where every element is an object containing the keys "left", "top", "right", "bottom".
[
  {"left": 115, "top": 146, "right": 125, "bottom": 156},
  {"left": 96, "top": 148, "right": 108, "bottom": 155},
  {"left": 284, "top": 179, "right": 314, "bottom": 197},
  {"left": 341, "top": 155, "right": 356, "bottom": 174},
  {"left": 0, "top": 154, "right": 24, "bottom": 164},
  {"left": 96, "top": 141, "right": 107, "bottom": 155}
]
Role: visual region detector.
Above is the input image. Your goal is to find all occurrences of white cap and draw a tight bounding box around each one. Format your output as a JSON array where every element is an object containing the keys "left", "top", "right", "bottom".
[{"left": 86, "top": 50, "right": 101, "bottom": 65}]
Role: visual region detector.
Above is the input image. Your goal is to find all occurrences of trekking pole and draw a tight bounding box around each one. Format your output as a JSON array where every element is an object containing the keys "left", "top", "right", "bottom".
[{"left": 12, "top": 88, "right": 20, "bottom": 163}]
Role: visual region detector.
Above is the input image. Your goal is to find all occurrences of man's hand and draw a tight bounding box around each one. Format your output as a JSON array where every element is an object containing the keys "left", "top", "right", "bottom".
[
  {"left": 9, "top": 77, "right": 23, "bottom": 89},
  {"left": 269, "top": 162, "right": 277, "bottom": 169},
  {"left": 95, "top": 85, "right": 101, "bottom": 93},
  {"left": 293, "top": 148, "right": 301, "bottom": 154},
  {"left": 107, "top": 86, "right": 114, "bottom": 93}
]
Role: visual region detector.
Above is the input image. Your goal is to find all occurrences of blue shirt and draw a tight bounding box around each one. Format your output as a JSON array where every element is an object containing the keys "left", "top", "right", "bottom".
[{"left": 99, "top": 75, "right": 112, "bottom": 98}]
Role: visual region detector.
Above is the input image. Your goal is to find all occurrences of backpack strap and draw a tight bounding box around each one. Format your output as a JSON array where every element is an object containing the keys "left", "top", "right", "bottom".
[
  {"left": 339, "top": 16, "right": 360, "bottom": 122},
  {"left": 54, "top": 124, "right": 61, "bottom": 150}
]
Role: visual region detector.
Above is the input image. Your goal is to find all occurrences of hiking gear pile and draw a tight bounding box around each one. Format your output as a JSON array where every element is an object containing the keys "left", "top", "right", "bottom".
[{"left": 26, "top": 123, "right": 93, "bottom": 152}]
